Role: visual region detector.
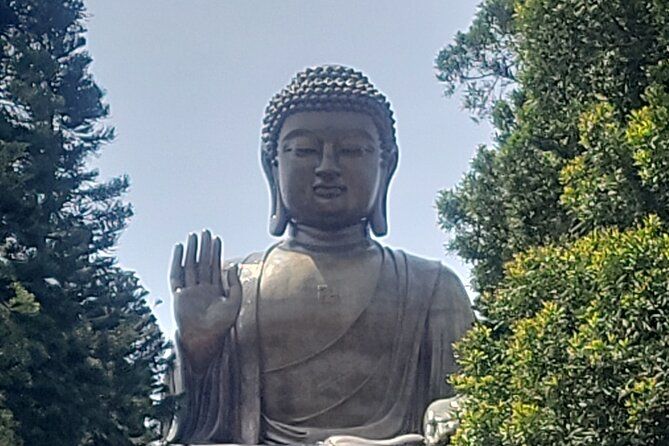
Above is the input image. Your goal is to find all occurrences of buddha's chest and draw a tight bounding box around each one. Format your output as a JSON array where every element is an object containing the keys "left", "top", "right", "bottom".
[{"left": 257, "top": 245, "right": 382, "bottom": 372}]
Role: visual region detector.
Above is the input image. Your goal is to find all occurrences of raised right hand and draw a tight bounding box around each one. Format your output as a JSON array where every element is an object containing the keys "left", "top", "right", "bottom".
[{"left": 170, "top": 230, "right": 242, "bottom": 361}]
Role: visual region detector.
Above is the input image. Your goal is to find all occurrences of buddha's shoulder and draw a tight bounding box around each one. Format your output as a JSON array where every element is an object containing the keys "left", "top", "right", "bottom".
[
  {"left": 223, "top": 251, "right": 264, "bottom": 269},
  {"left": 385, "top": 247, "right": 459, "bottom": 282},
  {"left": 387, "top": 248, "right": 470, "bottom": 310},
  {"left": 224, "top": 246, "right": 464, "bottom": 285}
]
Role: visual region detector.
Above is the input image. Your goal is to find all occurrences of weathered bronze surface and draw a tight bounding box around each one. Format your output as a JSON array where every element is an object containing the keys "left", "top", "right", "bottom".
[{"left": 168, "top": 66, "right": 474, "bottom": 445}]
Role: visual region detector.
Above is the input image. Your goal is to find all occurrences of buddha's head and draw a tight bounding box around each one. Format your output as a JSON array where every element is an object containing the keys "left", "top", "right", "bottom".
[{"left": 261, "top": 65, "right": 399, "bottom": 236}]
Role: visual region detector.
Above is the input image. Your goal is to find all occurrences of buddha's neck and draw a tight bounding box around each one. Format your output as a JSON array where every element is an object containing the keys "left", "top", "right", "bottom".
[{"left": 284, "top": 221, "right": 373, "bottom": 253}]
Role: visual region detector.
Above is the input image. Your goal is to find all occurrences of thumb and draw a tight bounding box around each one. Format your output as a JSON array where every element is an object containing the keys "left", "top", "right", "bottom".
[{"left": 226, "top": 264, "right": 243, "bottom": 305}]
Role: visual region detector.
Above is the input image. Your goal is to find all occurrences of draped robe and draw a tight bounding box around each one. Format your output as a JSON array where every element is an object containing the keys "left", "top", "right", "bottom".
[{"left": 168, "top": 244, "right": 474, "bottom": 445}]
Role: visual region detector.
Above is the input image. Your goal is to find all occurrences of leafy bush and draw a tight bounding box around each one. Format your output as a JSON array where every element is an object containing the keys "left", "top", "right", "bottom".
[
  {"left": 436, "top": 0, "right": 669, "bottom": 444},
  {"left": 452, "top": 217, "right": 669, "bottom": 445}
]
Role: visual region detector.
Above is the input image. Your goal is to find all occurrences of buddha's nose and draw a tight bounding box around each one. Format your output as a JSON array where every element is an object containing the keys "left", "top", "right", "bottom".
[{"left": 315, "top": 144, "right": 341, "bottom": 180}]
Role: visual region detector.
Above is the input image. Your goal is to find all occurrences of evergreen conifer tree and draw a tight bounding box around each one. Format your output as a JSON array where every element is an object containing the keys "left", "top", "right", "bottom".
[{"left": 0, "top": 1, "right": 171, "bottom": 444}]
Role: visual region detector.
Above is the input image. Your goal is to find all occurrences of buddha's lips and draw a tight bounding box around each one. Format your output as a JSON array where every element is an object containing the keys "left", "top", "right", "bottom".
[{"left": 313, "top": 185, "right": 346, "bottom": 198}]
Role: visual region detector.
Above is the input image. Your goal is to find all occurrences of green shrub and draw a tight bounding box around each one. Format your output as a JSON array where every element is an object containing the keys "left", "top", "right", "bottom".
[
  {"left": 436, "top": 0, "right": 669, "bottom": 443},
  {"left": 452, "top": 217, "right": 669, "bottom": 445}
]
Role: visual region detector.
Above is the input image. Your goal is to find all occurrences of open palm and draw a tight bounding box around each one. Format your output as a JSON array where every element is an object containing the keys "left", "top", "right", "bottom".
[{"left": 170, "top": 230, "right": 242, "bottom": 360}]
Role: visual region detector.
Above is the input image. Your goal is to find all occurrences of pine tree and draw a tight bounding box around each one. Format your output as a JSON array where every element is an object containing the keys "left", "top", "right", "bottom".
[
  {"left": 0, "top": 1, "right": 171, "bottom": 444},
  {"left": 436, "top": 0, "right": 669, "bottom": 443}
]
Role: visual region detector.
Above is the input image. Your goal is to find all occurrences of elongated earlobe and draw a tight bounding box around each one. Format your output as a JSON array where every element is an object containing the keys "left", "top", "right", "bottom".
[
  {"left": 269, "top": 166, "right": 290, "bottom": 236},
  {"left": 369, "top": 191, "right": 388, "bottom": 236},
  {"left": 269, "top": 193, "right": 289, "bottom": 236},
  {"left": 370, "top": 152, "right": 397, "bottom": 237}
]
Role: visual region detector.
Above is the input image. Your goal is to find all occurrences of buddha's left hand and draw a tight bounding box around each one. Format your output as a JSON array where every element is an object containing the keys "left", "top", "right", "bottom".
[{"left": 423, "top": 396, "right": 464, "bottom": 446}]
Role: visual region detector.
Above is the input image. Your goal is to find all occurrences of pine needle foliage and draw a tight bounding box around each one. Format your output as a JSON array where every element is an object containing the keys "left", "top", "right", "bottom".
[{"left": 0, "top": 1, "right": 172, "bottom": 444}]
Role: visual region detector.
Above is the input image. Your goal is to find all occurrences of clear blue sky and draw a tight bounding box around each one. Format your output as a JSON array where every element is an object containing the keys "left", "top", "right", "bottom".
[{"left": 85, "top": 0, "right": 492, "bottom": 337}]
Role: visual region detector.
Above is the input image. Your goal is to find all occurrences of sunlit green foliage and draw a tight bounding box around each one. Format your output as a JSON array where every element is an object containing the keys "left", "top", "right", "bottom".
[
  {"left": 452, "top": 218, "right": 669, "bottom": 445},
  {"left": 436, "top": 0, "right": 669, "bottom": 293},
  {"left": 437, "top": 0, "right": 669, "bottom": 443}
]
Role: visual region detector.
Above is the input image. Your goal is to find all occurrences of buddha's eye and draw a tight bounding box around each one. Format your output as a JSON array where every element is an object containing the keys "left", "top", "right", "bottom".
[
  {"left": 295, "top": 147, "right": 319, "bottom": 157},
  {"left": 339, "top": 146, "right": 365, "bottom": 157}
]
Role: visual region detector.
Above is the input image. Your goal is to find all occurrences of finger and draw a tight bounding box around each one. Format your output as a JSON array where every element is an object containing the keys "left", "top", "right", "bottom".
[
  {"left": 198, "top": 229, "right": 212, "bottom": 284},
  {"left": 212, "top": 237, "right": 223, "bottom": 292},
  {"left": 184, "top": 233, "right": 198, "bottom": 286},
  {"left": 169, "top": 243, "right": 184, "bottom": 291},
  {"left": 226, "top": 264, "right": 242, "bottom": 309}
]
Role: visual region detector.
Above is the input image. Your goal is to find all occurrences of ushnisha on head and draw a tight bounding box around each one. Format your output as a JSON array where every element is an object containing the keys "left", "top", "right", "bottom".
[{"left": 261, "top": 65, "right": 399, "bottom": 237}]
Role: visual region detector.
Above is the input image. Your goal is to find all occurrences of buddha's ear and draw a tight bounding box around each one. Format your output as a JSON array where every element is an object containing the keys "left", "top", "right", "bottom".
[
  {"left": 369, "top": 151, "right": 397, "bottom": 237},
  {"left": 369, "top": 189, "right": 388, "bottom": 236},
  {"left": 269, "top": 164, "right": 290, "bottom": 236}
]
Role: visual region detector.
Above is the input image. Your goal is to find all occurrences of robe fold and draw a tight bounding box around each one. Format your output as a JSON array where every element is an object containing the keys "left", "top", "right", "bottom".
[{"left": 168, "top": 246, "right": 474, "bottom": 445}]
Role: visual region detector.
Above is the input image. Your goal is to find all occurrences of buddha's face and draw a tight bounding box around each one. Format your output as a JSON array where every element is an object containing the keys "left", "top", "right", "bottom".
[{"left": 276, "top": 111, "right": 384, "bottom": 231}]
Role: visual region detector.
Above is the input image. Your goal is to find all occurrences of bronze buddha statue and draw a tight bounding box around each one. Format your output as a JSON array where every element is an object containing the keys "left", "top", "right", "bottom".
[{"left": 168, "top": 65, "right": 474, "bottom": 445}]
